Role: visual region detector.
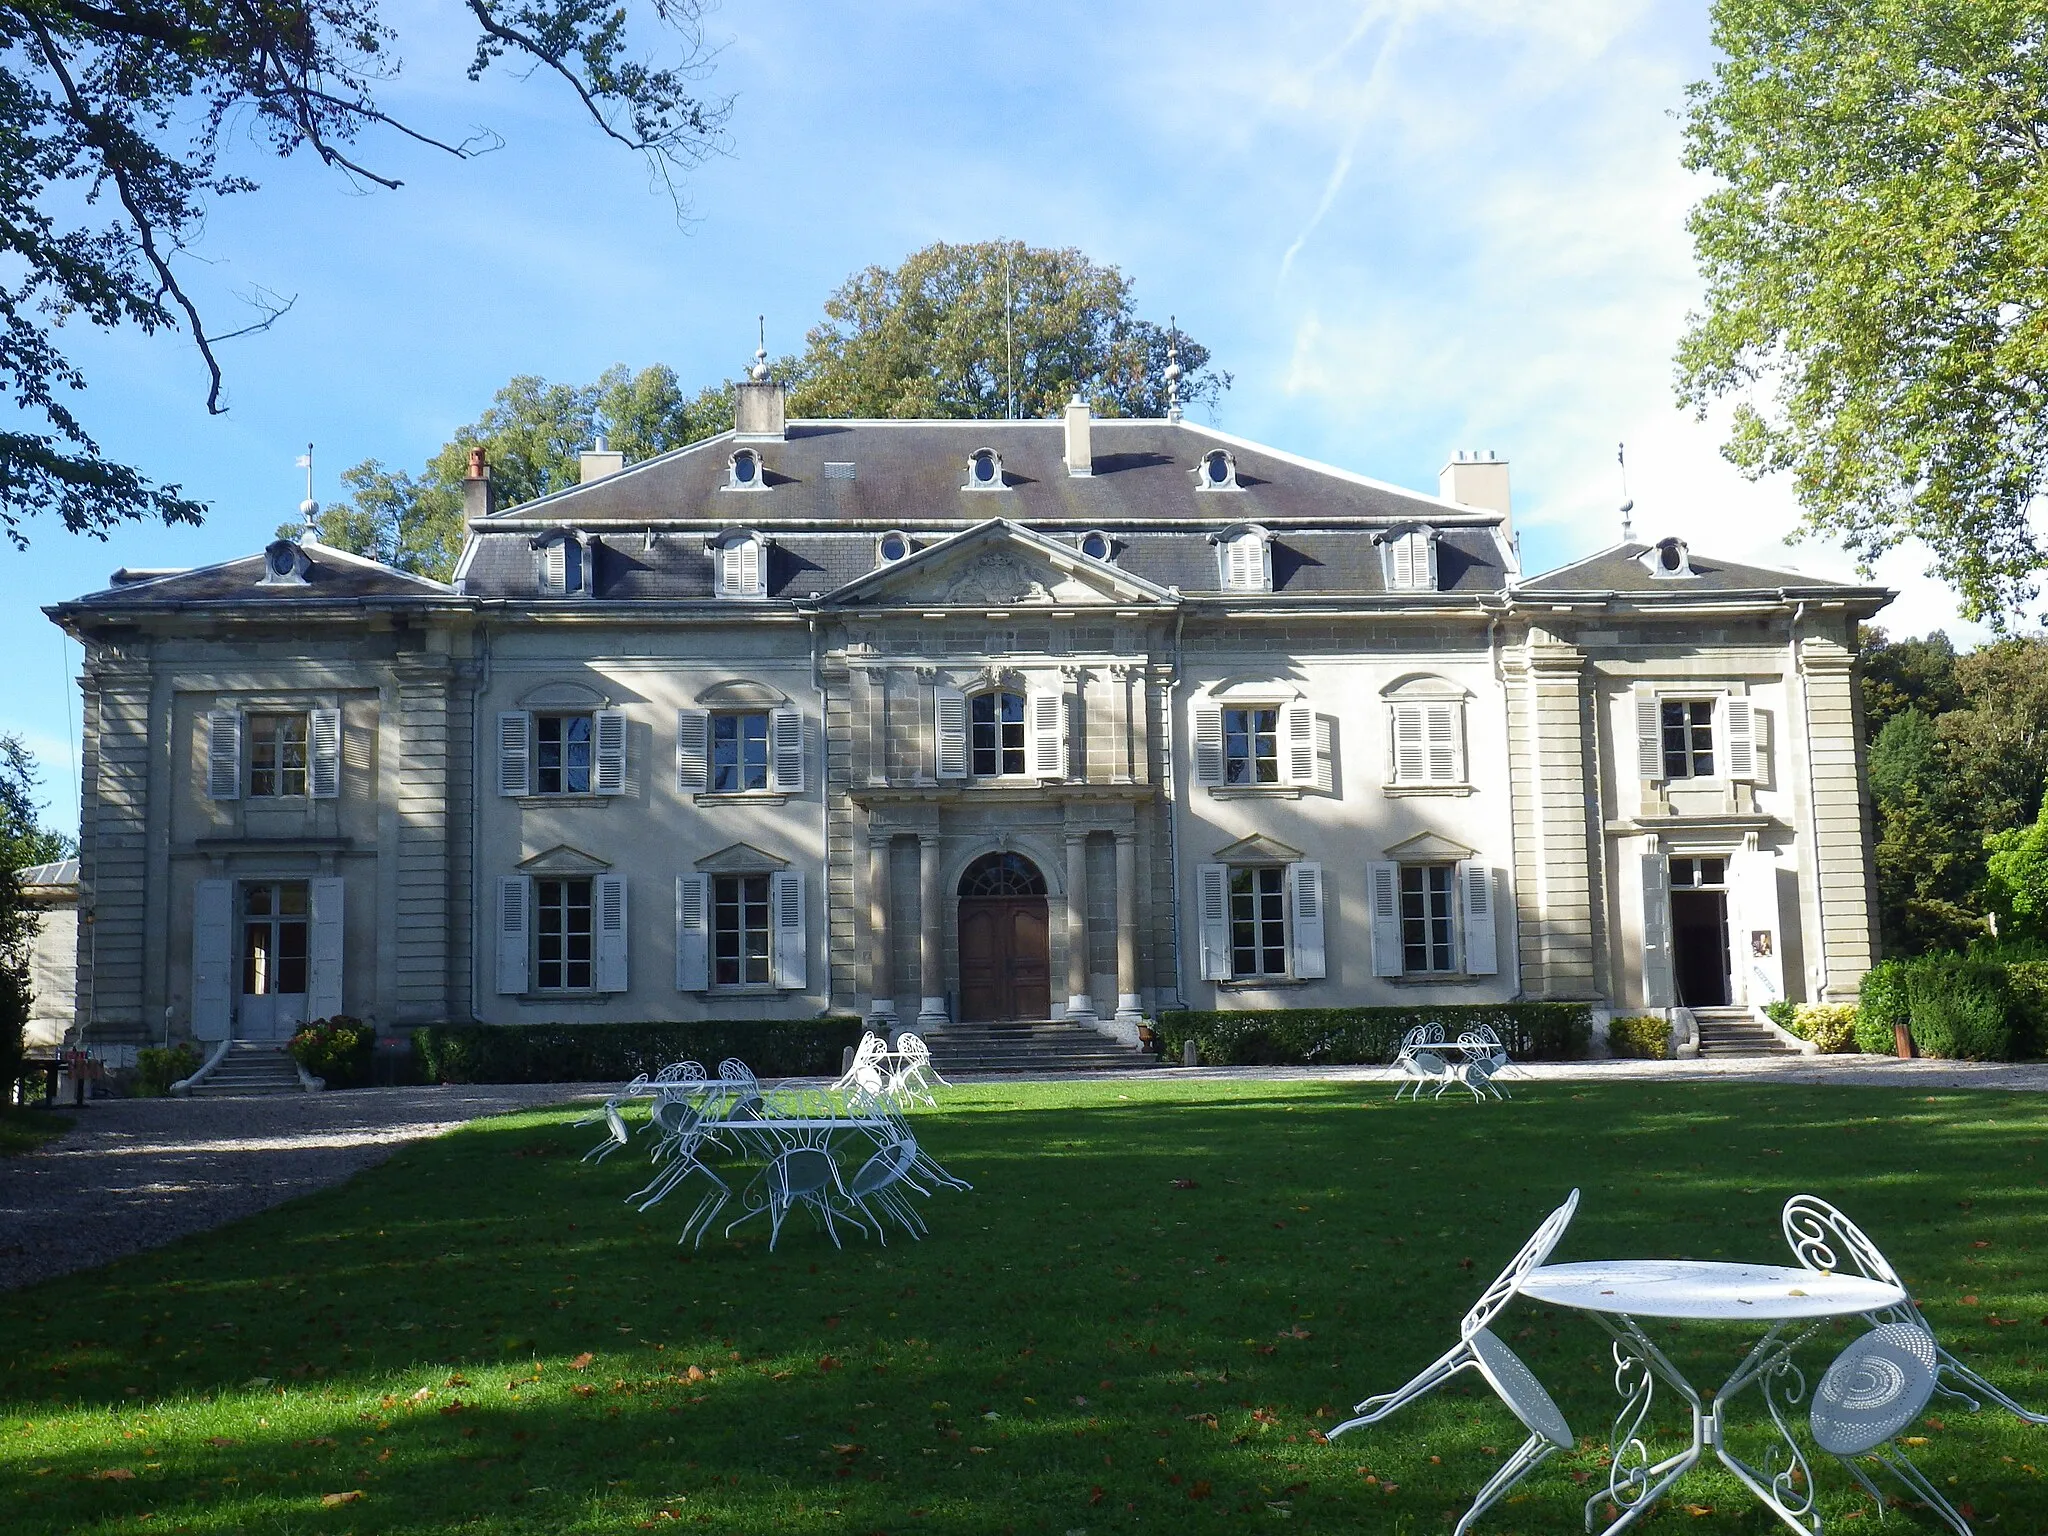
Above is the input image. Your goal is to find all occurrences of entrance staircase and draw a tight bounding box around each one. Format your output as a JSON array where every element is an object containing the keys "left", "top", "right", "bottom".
[
  {"left": 1691, "top": 1006, "right": 1795, "bottom": 1058},
  {"left": 920, "top": 1020, "right": 1155, "bottom": 1075},
  {"left": 187, "top": 1042, "right": 308, "bottom": 1096}
]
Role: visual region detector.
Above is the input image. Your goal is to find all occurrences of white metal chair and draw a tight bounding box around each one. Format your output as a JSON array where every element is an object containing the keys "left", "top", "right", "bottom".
[
  {"left": 578, "top": 1099, "right": 631, "bottom": 1162},
  {"left": 1783, "top": 1195, "right": 2048, "bottom": 1424},
  {"left": 1329, "top": 1189, "right": 1580, "bottom": 1534},
  {"left": 887, "top": 1032, "right": 950, "bottom": 1107},
  {"left": 1397, "top": 1046, "right": 1457, "bottom": 1100},
  {"left": 1454, "top": 1049, "right": 1508, "bottom": 1102},
  {"left": 832, "top": 1033, "right": 889, "bottom": 1094},
  {"left": 842, "top": 1135, "right": 929, "bottom": 1244},
  {"left": 730, "top": 1121, "right": 868, "bottom": 1252},
  {"left": 1810, "top": 1321, "right": 1971, "bottom": 1535}
]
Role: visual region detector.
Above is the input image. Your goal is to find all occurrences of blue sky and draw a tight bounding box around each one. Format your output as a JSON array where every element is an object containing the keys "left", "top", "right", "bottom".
[{"left": 1, "top": 0, "right": 1978, "bottom": 834}]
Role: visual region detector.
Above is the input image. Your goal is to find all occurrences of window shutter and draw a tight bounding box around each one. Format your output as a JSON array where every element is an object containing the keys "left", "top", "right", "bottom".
[
  {"left": 206, "top": 710, "right": 241, "bottom": 800},
  {"left": 307, "top": 708, "right": 342, "bottom": 799},
  {"left": 191, "top": 878, "right": 233, "bottom": 1040},
  {"left": 1421, "top": 533, "right": 1439, "bottom": 591},
  {"left": 1283, "top": 702, "right": 1316, "bottom": 785},
  {"left": 1196, "top": 863, "right": 1231, "bottom": 981},
  {"left": 593, "top": 708, "right": 627, "bottom": 794},
  {"left": 307, "top": 877, "right": 346, "bottom": 1017},
  {"left": 1639, "top": 853, "right": 1673, "bottom": 1007},
  {"left": 770, "top": 707, "right": 806, "bottom": 793},
  {"left": 1028, "top": 681, "right": 1066, "bottom": 778},
  {"left": 1390, "top": 536, "right": 1415, "bottom": 589},
  {"left": 1730, "top": 848, "right": 1783, "bottom": 1006},
  {"left": 934, "top": 687, "right": 969, "bottom": 780},
  {"left": 771, "top": 870, "right": 808, "bottom": 989},
  {"left": 496, "top": 711, "right": 531, "bottom": 797},
  {"left": 1635, "top": 684, "right": 1663, "bottom": 780},
  {"left": 675, "top": 708, "right": 709, "bottom": 793},
  {"left": 1288, "top": 862, "right": 1326, "bottom": 979},
  {"left": 1425, "top": 702, "right": 1462, "bottom": 784},
  {"left": 1722, "top": 696, "right": 1757, "bottom": 782},
  {"left": 1315, "top": 714, "right": 1336, "bottom": 794},
  {"left": 722, "top": 539, "right": 762, "bottom": 597},
  {"left": 496, "top": 876, "right": 531, "bottom": 995},
  {"left": 675, "top": 874, "right": 709, "bottom": 991},
  {"left": 1193, "top": 704, "right": 1224, "bottom": 786},
  {"left": 595, "top": 875, "right": 628, "bottom": 992},
  {"left": 1390, "top": 704, "right": 1426, "bottom": 784},
  {"left": 1368, "top": 861, "right": 1403, "bottom": 978},
  {"left": 542, "top": 540, "right": 565, "bottom": 595},
  {"left": 1257, "top": 534, "right": 1272, "bottom": 590},
  {"left": 1457, "top": 861, "right": 1498, "bottom": 975}
]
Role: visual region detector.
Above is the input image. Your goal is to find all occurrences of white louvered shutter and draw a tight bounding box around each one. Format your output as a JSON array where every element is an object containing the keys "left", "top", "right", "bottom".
[
  {"left": 1425, "top": 702, "right": 1463, "bottom": 784},
  {"left": 1730, "top": 848, "right": 1783, "bottom": 1006},
  {"left": 1283, "top": 702, "right": 1316, "bottom": 786},
  {"left": 1419, "top": 533, "right": 1439, "bottom": 590},
  {"left": 595, "top": 875, "right": 628, "bottom": 992},
  {"left": 191, "top": 878, "right": 233, "bottom": 1040},
  {"left": 1635, "top": 684, "right": 1664, "bottom": 780},
  {"left": 1315, "top": 714, "right": 1336, "bottom": 794},
  {"left": 308, "top": 708, "right": 342, "bottom": 799},
  {"left": 542, "top": 540, "right": 565, "bottom": 595},
  {"left": 307, "top": 877, "right": 346, "bottom": 1017},
  {"left": 1390, "top": 704, "right": 1426, "bottom": 785},
  {"left": 1639, "top": 853, "right": 1673, "bottom": 1008},
  {"left": 675, "top": 874, "right": 709, "bottom": 991},
  {"left": 1028, "top": 682, "right": 1066, "bottom": 778},
  {"left": 722, "top": 539, "right": 762, "bottom": 597},
  {"left": 1368, "top": 861, "right": 1403, "bottom": 978},
  {"left": 1197, "top": 863, "right": 1231, "bottom": 981},
  {"left": 934, "top": 687, "right": 969, "bottom": 780},
  {"left": 770, "top": 708, "right": 806, "bottom": 793},
  {"left": 1457, "top": 861, "right": 1498, "bottom": 975},
  {"left": 675, "top": 708, "right": 709, "bottom": 793},
  {"left": 1288, "top": 862, "right": 1326, "bottom": 980},
  {"left": 1722, "top": 696, "right": 1757, "bottom": 782},
  {"left": 771, "top": 870, "right": 807, "bottom": 989},
  {"left": 1193, "top": 704, "right": 1224, "bottom": 785},
  {"left": 1390, "top": 535, "right": 1416, "bottom": 589},
  {"left": 496, "top": 876, "right": 531, "bottom": 995},
  {"left": 497, "top": 711, "right": 531, "bottom": 797},
  {"left": 207, "top": 710, "right": 241, "bottom": 800},
  {"left": 593, "top": 708, "right": 627, "bottom": 794}
]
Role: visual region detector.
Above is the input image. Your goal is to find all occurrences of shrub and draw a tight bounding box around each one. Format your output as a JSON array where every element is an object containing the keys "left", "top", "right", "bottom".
[
  {"left": 1790, "top": 1003, "right": 1858, "bottom": 1054},
  {"left": 412, "top": 1018, "right": 866, "bottom": 1084},
  {"left": 289, "top": 1017, "right": 375, "bottom": 1088},
  {"left": 1905, "top": 957, "right": 2018, "bottom": 1060},
  {"left": 1150, "top": 1003, "right": 1591, "bottom": 1067},
  {"left": 1856, "top": 959, "right": 1909, "bottom": 1055},
  {"left": 2001, "top": 960, "right": 2048, "bottom": 1059},
  {"left": 1763, "top": 999, "right": 1798, "bottom": 1031},
  {"left": 1606, "top": 1014, "right": 1670, "bottom": 1060},
  {"left": 131, "top": 1043, "right": 199, "bottom": 1097}
]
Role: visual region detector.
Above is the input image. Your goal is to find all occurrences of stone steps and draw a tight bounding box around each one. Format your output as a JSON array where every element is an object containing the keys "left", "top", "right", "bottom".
[
  {"left": 1692, "top": 1008, "right": 1795, "bottom": 1058},
  {"left": 187, "top": 1043, "right": 307, "bottom": 1096},
  {"left": 919, "top": 1021, "right": 1155, "bottom": 1074}
]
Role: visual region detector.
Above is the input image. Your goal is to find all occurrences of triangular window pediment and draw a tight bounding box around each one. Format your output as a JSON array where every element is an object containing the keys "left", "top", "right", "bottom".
[
  {"left": 517, "top": 844, "right": 612, "bottom": 874},
  {"left": 1385, "top": 829, "right": 1476, "bottom": 861},
  {"left": 694, "top": 841, "right": 791, "bottom": 873},
  {"left": 825, "top": 520, "right": 1174, "bottom": 610},
  {"left": 1213, "top": 832, "right": 1304, "bottom": 863}
]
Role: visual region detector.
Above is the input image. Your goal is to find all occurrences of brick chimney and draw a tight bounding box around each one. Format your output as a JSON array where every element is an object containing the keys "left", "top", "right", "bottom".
[
  {"left": 1439, "top": 450, "right": 1510, "bottom": 541},
  {"left": 464, "top": 447, "right": 495, "bottom": 520},
  {"left": 1063, "top": 396, "right": 1093, "bottom": 477}
]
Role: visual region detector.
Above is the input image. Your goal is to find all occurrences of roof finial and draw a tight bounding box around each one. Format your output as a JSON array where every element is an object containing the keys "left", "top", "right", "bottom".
[
  {"left": 1164, "top": 316, "right": 1183, "bottom": 423},
  {"left": 750, "top": 315, "right": 770, "bottom": 382},
  {"left": 295, "top": 442, "right": 318, "bottom": 532},
  {"left": 1617, "top": 441, "right": 1635, "bottom": 543}
]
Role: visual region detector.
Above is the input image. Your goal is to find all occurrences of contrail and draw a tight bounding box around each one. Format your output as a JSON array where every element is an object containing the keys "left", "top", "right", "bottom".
[{"left": 1278, "top": 7, "right": 1404, "bottom": 292}]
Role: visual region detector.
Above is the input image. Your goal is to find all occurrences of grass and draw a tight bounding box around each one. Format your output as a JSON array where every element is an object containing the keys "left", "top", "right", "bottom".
[
  {"left": 3, "top": 1077, "right": 2048, "bottom": 1534},
  {"left": 0, "top": 1104, "right": 70, "bottom": 1157}
]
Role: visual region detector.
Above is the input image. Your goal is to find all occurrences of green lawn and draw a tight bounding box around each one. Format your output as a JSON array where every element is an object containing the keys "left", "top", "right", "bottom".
[
  {"left": 4, "top": 1079, "right": 2048, "bottom": 1534},
  {"left": 0, "top": 1105, "right": 70, "bottom": 1157}
]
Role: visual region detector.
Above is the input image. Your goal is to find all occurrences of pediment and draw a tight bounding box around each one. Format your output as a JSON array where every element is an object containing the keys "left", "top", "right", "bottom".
[
  {"left": 694, "top": 841, "right": 791, "bottom": 872},
  {"left": 1213, "top": 832, "right": 1304, "bottom": 863},
  {"left": 519, "top": 680, "right": 610, "bottom": 710},
  {"left": 697, "top": 678, "right": 788, "bottom": 708},
  {"left": 825, "top": 519, "right": 1176, "bottom": 610},
  {"left": 517, "top": 843, "right": 612, "bottom": 874},
  {"left": 1385, "top": 829, "right": 1476, "bottom": 861}
]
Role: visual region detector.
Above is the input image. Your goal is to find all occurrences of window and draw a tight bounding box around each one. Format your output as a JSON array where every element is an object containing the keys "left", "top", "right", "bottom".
[
  {"left": 535, "top": 877, "right": 594, "bottom": 991},
  {"left": 713, "top": 873, "right": 772, "bottom": 986},
  {"left": 710, "top": 532, "right": 765, "bottom": 598},
  {"left": 878, "top": 530, "right": 909, "bottom": 563},
  {"left": 1382, "top": 528, "right": 1437, "bottom": 591},
  {"left": 1388, "top": 700, "right": 1465, "bottom": 785},
  {"left": 1644, "top": 537, "right": 1697, "bottom": 579},
  {"left": 535, "top": 532, "right": 587, "bottom": 597},
  {"left": 971, "top": 691, "right": 1027, "bottom": 777},
  {"left": 1661, "top": 700, "right": 1715, "bottom": 779},
  {"left": 241, "top": 881, "right": 308, "bottom": 995},
  {"left": 1400, "top": 864, "right": 1456, "bottom": 973},
  {"left": 1197, "top": 449, "right": 1239, "bottom": 490},
  {"left": 248, "top": 713, "right": 308, "bottom": 797},
  {"left": 1213, "top": 527, "right": 1271, "bottom": 591},
  {"left": 537, "top": 714, "right": 593, "bottom": 794},
  {"left": 967, "top": 448, "right": 1003, "bottom": 488},
  {"left": 1669, "top": 856, "right": 1726, "bottom": 889},
  {"left": 1079, "top": 529, "right": 1111, "bottom": 561},
  {"left": 1223, "top": 707, "right": 1279, "bottom": 785},
  {"left": 711, "top": 712, "right": 770, "bottom": 793},
  {"left": 258, "top": 538, "right": 309, "bottom": 586},
  {"left": 1229, "top": 867, "right": 1288, "bottom": 978},
  {"left": 726, "top": 449, "right": 762, "bottom": 489}
]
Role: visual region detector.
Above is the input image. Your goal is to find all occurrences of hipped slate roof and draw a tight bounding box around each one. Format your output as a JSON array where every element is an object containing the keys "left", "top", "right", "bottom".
[
  {"left": 1515, "top": 542, "right": 1889, "bottom": 598},
  {"left": 52, "top": 540, "right": 454, "bottom": 612}
]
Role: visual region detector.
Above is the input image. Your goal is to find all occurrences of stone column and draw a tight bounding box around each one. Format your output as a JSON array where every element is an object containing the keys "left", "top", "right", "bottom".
[
  {"left": 866, "top": 834, "right": 895, "bottom": 1025},
  {"left": 1113, "top": 831, "right": 1144, "bottom": 1033},
  {"left": 1064, "top": 831, "right": 1097, "bottom": 1023},
  {"left": 917, "top": 833, "right": 949, "bottom": 1030}
]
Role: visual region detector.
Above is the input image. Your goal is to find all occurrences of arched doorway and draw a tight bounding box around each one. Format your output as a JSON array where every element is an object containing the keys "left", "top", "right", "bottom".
[{"left": 956, "top": 852, "right": 1051, "bottom": 1022}]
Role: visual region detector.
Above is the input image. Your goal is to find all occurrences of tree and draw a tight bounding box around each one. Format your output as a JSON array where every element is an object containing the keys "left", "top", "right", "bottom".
[
  {"left": 1679, "top": 2, "right": 2048, "bottom": 622},
  {"left": 1858, "top": 627, "right": 1962, "bottom": 741},
  {"left": 789, "top": 241, "right": 1228, "bottom": 421},
  {"left": 1, "top": 2, "right": 729, "bottom": 550},
  {"left": 0, "top": 736, "right": 68, "bottom": 1094},
  {"left": 1984, "top": 798, "right": 2048, "bottom": 944}
]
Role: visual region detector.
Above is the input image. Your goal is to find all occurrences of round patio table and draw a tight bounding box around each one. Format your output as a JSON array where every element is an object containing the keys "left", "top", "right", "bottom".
[{"left": 1519, "top": 1260, "right": 1908, "bottom": 1536}]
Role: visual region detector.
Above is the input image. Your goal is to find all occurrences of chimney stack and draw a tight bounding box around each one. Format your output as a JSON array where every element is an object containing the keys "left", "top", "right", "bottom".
[
  {"left": 464, "top": 446, "right": 495, "bottom": 520},
  {"left": 735, "top": 322, "right": 787, "bottom": 440},
  {"left": 1439, "top": 449, "right": 1510, "bottom": 542},
  {"left": 1063, "top": 395, "right": 1093, "bottom": 477},
  {"left": 580, "top": 434, "right": 625, "bottom": 484}
]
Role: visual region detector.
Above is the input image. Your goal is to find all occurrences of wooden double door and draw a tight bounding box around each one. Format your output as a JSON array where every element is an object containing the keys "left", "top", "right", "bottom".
[{"left": 957, "top": 898, "right": 1051, "bottom": 1022}]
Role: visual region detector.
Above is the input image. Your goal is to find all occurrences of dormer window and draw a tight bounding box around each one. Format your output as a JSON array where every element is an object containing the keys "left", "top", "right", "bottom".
[
  {"left": 725, "top": 448, "right": 764, "bottom": 490},
  {"left": 877, "top": 530, "right": 910, "bottom": 564},
  {"left": 1196, "top": 449, "right": 1240, "bottom": 491},
  {"left": 966, "top": 448, "right": 1004, "bottom": 489},
  {"left": 258, "top": 538, "right": 310, "bottom": 587},
  {"left": 1210, "top": 524, "right": 1272, "bottom": 593},
  {"left": 708, "top": 529, "right": 767, "bottom": 599},
  {"left": 1079, "top": 529, "right": 1112, "bottom": 562},
  {"left": 534, "top": 530, "right": 589, "bottom": 598},
  {"left": 1644, "top": 537, "right": 1697, "bottom": 579},
  {"left": 1378, "top": 526, "right": 1439, "bottom": 591}
]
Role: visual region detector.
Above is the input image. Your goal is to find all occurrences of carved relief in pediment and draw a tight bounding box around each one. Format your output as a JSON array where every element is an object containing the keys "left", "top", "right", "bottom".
[{"left": 941, "top": 551, "right": 1053, "bottom": 606}]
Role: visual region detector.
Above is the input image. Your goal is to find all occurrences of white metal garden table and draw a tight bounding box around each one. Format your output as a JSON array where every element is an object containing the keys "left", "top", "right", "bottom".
[{"left": 1518, "top": 1259, "right": 1910, "bottom": 1536}]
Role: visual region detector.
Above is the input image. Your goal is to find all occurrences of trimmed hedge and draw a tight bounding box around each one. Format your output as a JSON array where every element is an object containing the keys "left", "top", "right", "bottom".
[
  {"left": 1855, "top": 959, "right": 1908, "bottom": 1055},
  {"left": 1607, "top": 1014, "right": 1669, "bottom": 1060},
  {"left": 1905, "top": 957, "right": 2020, "bottom": 1061},
  {"left": 289, "top": 1016, "right": 375, "bottom": 1088},
  {"left": 1152, "top": 1004, "right": 1590, "bottom": 1067},
  {"left": 412, "top": 1018, "right": 866, "bottom": 1084},
  {"left": 131, "top": 1043, "right": 198, "bottom": 1098},
  {"left": 1789, "top": 1003, "right": 1857, "bottom": 1054}
]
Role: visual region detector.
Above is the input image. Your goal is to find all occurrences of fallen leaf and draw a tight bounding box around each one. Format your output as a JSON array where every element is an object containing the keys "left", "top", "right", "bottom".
[
  {"left": 1189, "top": 1479, "right": 1213, "bottom": 1500},
  {"left": 1684, "top": 1505, "right": 1714, "bottom": 1517},
  {"left": 818, "top": 1355, "right": 843, "bottom": 1372},
  {"left": 321, "top": 1490, "right": 364, "bottom": 1507},
  {"left": 205, "top": 1437, "right": 240, "bottom": 1449},
  {"left": 572, "top": 1385, "right": 596, "bottom": 1399},
  {"left": 92, "top": 1468, "right": 136, "bottom": 1481},
  {"left": 569, "top": 1353, "right": 595, "bottom": 1371},
  {"left": 1170, "top": 1178, "right": 1198, "bottom": 1190}
]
